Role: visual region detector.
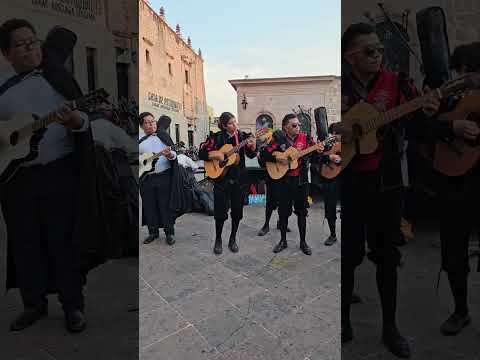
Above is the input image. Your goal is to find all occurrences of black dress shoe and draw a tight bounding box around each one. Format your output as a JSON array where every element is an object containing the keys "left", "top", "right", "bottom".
[
  {"left": 440, "top": 312, "right": 471, "bottom": 335},
  {"left": 341, "top": 321, "right": 353, "bottom": 343},
  {"left": 213, "top": 238, "right": 222, "bottom": 255},
  {"left": 258, "top": 225, "right": 270, "bottom": 236},
  {"left": 166, "top": 234, "right": 175, "bottom": 245},
  {"left": 10, "top": 306, "right": 47, "bottom": 331},
  {"left": 300, "top": 242, "right": 312, "bottom": 255},
  {"left": 382, "top": 325, "right": 411, "bottom": 358},
  {"left": 324, "top": 235, "right": 337, "bottom": 246},
  {"left": 228, "top": 238, "right": 239, "bottom": 253},
  {"left": 143, "top": 233, "right": 158, "bottom": 244},
  {"left": 65, "top": 310, "right": 87, "bottom": 333},
  {"left": 273, "top": 240, "right": 287, "bottom": 253}
]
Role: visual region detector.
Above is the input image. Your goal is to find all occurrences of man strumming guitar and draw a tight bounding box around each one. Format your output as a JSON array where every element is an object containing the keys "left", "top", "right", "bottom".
[
  {"left": 198, "top": 112, "right": 256, "bottom": 255},
  {"left": 340, "top": 23, "right": 440, "bottom": 358},
  {"left": 428, "top": 42, "right": 480, "bottom": 337},
  {"left": 0, "top": 19, "right": 107, "bottom": 333},
  {"left": 260, "top": 113, "right": 333, "bottom": 255}
]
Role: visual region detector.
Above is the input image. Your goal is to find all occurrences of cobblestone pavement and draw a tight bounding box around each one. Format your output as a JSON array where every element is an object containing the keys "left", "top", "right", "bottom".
[
  {"left": 342, "top": 221, "right": 480, "bottom": 360},
  {"left": 139, "top": 201, "right": 340, "bottom": 360}
]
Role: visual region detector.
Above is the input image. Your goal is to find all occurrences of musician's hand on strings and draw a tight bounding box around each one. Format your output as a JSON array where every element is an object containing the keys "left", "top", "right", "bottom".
[
  {"left": 453, "top": 120, "right": 480, "bottom": 140},
  {"left": 329, "top": 154, "right": 341, "bottom": 164},
  {"left": 422, "top": 87, "right": 441, "bottom": 117},
  {"left": 161, "top": 147, "right": 175, "bottom": 159},
  {"left": 246, "top": 138, "right": 256, "bottom": 150},
  {"left": 316, "top": 141, "right": 325, "bottom": 153},
  {"left": 55, "top": 101, "right": 84, "bottom": 130}
]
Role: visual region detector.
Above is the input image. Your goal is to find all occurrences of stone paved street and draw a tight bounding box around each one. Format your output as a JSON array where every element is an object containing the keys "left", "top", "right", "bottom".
[
  {"left": 139, "top": 201, "right": 340, "bottom": 360},
  {"left": 342, "top": 220, "right": 480, "bottom": 360}
]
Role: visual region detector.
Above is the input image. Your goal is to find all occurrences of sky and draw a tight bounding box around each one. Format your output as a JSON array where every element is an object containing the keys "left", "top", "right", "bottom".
[{"left": 150, "top": 0, "right": 341, "bottom": 116}]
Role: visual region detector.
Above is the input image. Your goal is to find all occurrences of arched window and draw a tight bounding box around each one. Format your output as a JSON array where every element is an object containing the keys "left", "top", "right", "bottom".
[{"left": 255, "top": 114, "right": 274, "bottom": 130}]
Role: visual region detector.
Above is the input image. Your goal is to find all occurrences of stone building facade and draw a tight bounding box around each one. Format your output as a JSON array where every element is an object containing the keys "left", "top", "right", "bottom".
[
  {"left": 0, "top": 0, "right": 138, "bottom": 103},
  {"left": 139, "top": 0, "right": 208, "bottom": 146},
  {"left": 229, "top": 76, "right": 341, "bottom": 137}
]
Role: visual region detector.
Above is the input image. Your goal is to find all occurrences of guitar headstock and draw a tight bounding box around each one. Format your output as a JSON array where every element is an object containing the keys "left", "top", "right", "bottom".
[
  {"left": 440, "top": 73, "right": 480, "bottom": 98},
  {"left": 76, "top": 88, "right": 110, "bottom": 112}
]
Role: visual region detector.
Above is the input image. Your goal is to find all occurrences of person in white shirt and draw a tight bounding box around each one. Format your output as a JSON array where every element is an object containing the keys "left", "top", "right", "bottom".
[
  {"left": 139, "top": 112, "right": 177, "bottom": 245},
  {"left": 0, "top": 19, "right": 90, "bottom": 333}
]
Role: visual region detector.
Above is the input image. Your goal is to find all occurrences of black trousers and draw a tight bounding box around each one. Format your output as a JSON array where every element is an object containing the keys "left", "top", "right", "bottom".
[
  {"left": 277, "top": 176, "right": 309, "bottom": 227},
  {"left": 213, "top": 179, "right": 246, "bottom": 222},
  {"left": 265, "top": 178, "right": 279, "bottom": 212},
  {"left": 341, "top": 170, "right": 402, "bottom": 326},
  {"left": 140, "top": 170, "right": 174, "bottom": 235},
  {"left": 1, "top": 155, "right": 84, "bottom": 312},
  {"left": 323, "top": 178, "right": 339, "bottom": 222},
  {"left": 438, "top": 172, "right": 479, "bottom": 275}
]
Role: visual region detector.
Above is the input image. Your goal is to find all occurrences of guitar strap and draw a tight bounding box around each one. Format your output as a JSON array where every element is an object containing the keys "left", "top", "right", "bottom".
[
  {"left": 0, "top": 70, "right": 38, "bottom": 97},
  {"left": 139, "top": 134, "right": 152, "bottom": 144}
]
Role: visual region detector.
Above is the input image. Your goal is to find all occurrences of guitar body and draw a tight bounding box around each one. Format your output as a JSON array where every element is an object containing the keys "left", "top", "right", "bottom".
[
  {"left": 321, "top": 141, "right": 342, "bottom": 179},
  {"left": 0, "top": 113, "right": 46, "bottom": 185},
  {"left": 204, "top": 144, "right": 240, "bottom": 179},
  {"left": 341, "top": 102, "right": 381, "bottom": 170},
  {"left": 266, "top": 147, "right": 300, "bottom": 180},
  {"left": 138, "top": 152, "right": 158, "bottom": 182},
  {"left": 433, "top": 91, "right": 480, "bottom": 176}
]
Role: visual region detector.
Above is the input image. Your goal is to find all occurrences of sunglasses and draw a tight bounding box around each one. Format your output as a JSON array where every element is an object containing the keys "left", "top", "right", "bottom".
[
  {"left": 289, "top": 123, "right": 300, "bottom": 128},
  {"left": 347, "top": 45, "right": 384, "bottom": 58}
]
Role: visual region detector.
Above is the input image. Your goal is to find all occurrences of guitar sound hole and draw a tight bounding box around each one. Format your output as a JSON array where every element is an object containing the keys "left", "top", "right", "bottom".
[
  {"left": 219, "top": 160, "right": 227, "bottom": 168},
  {"left": 9, "top": 131, "right": 19, "bottom": 146}
]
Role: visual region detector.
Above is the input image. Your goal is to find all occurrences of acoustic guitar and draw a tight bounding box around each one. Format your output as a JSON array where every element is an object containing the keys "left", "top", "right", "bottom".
[
  {"left": 266, "top": 135, "right": 338, "bottom": 180},
  {"left": 340, "top": 73, "right": 480, "bottom": 172},
  {"left": 433, "top": 90, "right": 480, "bottom": 176},
  {"left": 139, "top": 141, "right": 184, "bottom": 182},
  {"left": 204, "top": 128, "right": 268, "bottom": 179},
  {"left": 321, "top": 137, "right": 342, "bottom": 179},
  {"left": 0, "top": 88, "right": 109, "bottom": 185}
]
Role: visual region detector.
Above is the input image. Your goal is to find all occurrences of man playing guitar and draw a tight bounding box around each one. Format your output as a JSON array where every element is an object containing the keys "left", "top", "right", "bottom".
[
  {"left": 260, "top": 113, "right": 334, "bottom": 255},
  {"left": 431, "top": 42, "right": 480, "bottom": 336},
  {"left": 340, "top": 23, "right": 440, "bottom": 358},
  {"left": 198, "top": 112, "right": 256, "bottom": 255},
  {"left": 139, "top": 113, "right": 177, "bottom": 245}
]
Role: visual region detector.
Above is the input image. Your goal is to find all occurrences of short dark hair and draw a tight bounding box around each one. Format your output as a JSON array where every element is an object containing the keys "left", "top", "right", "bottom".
[
  {"left": 282, "top": 113, "right": 298, "bottom": 127},
  {"left": 451, "top": 42, "right": 480, "bottom": 72},
  {"left": 0, "top": 19, "right": 36, "bottom": 55},
  {"left": 139, "top": 112, "right": 154, "bottom": 126},
  {"left": 219, "top": 112, "right": 235, "bottom": 130},
  {"left": 342, "top": 23, "right": 376, "bottom": 55}
]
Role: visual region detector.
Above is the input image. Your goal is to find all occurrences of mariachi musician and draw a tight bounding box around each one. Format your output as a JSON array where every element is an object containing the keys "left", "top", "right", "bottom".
[
  {"left": 198, "top": 112, "right": 257, "bottom": 255},
  {"left": 260, "top": 113, "right": 334, "bottom": 255}
]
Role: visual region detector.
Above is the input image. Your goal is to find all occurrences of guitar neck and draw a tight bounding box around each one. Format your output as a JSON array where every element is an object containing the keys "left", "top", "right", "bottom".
[
  {"left": 296, "top": 143, "right": 323, "bottom": 159},
  {"left": 372, "top": 90, "right": 442, "bottom": 131}
]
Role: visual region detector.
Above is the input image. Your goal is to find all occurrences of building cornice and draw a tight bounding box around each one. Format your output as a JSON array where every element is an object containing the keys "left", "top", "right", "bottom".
[{"left": 228, "top": 75, "right": 340, "bottom": 90}]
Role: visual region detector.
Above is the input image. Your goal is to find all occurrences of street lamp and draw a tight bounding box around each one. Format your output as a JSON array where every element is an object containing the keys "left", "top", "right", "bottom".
[{"left": 241, "top": 94, "right": 248, "bottom": 110}]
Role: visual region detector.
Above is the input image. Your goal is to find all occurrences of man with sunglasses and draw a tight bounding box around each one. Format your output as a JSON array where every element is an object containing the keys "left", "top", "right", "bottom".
[
  {"left": 260, "top": 113, "right": 335, "bottom": 255},
  {"left": 340, "top": 23, "right": 440, "bottom": 358}
]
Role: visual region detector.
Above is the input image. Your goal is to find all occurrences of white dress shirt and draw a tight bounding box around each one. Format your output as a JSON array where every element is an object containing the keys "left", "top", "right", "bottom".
[
  {"left": 0, "top": 69, "right": 89, "bottom": 165},
  {"left": 139, "top": 133, "right": 177, "bottom": 174}
]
